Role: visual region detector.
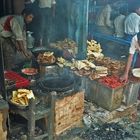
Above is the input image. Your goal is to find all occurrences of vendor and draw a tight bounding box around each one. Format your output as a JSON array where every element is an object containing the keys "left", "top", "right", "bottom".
[
  {"left": 121, "top": 32, "right": 140, "bottom": 99},
  {"left": 0, "top": 8, "right": 34, "bottom": 70}
]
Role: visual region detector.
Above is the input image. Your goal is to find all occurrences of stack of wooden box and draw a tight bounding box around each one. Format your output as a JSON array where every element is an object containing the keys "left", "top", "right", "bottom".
[{"left": 55, "top": 91, "right": 84, "bottom": 135}]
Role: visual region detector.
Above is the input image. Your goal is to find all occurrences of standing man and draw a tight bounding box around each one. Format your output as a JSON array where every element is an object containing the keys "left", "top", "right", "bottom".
[
  {"left": 0, "top": 8, "right": 34, "bottom": 70},
  {"left": 124, "top": 3, "right": 140, "bottom": 41},
  {"left": 38, "top": 0, "right": 56, "bottom": 46},
  {"left": 114, "top": 7, "right": 127, "bottom": 38}
]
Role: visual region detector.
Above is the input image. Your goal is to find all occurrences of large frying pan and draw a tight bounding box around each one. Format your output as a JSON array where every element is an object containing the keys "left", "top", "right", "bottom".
[{"left": 37, "top": 72, "right": 75, "bottom": 92}]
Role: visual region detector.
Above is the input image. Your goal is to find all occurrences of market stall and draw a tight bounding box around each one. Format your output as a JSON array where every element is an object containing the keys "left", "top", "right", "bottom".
[{"left": 0, "top": 1, "right": 140, "bottom": 140}]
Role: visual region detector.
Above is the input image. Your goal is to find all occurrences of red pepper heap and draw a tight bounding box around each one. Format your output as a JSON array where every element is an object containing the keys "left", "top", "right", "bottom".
[{"left": 99, "top": 76, "right": 124, "bottom": 88}]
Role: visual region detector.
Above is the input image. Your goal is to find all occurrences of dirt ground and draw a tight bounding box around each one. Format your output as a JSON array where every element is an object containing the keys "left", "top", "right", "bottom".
[
  {"left": 9, "top": 101, "right": 140, "bottom": 140},
  {"left": 58, "top": 105, "right": 140, "bottom": 140}
]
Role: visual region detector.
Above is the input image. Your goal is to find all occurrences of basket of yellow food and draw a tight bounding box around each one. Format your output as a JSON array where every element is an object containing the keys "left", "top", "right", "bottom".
[{"left": 9, "top": 89, "right": 35, "bottom": 109}]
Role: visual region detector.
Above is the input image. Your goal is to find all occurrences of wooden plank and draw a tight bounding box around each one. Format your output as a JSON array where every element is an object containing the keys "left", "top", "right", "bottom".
[
  {"left": 27, "top": 99, "right": 36, "bottom": 140},
  {"left": 48, "top": 91, "right": 57, "bottom": 140}
]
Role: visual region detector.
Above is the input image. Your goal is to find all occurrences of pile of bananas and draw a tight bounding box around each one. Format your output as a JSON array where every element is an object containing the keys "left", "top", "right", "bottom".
[{"left": 87, "top": 40, "right": 104, "bottom": 61}]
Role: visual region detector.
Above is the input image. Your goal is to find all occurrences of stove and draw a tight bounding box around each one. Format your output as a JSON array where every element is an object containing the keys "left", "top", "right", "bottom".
[
  {"left": 33, "top": 72, "right": 81, "bottom": 97},
  {"left": 39, "top": 76, "right": 74, "bottom": 91}
]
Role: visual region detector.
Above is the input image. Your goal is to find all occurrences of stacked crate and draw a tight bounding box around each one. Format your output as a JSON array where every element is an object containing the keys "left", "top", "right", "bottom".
[{"left": 55, "top": 91, "right": 84, "bottom": 135}]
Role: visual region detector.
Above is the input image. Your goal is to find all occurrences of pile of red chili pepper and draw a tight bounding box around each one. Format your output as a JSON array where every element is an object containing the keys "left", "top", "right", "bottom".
[{"left": 99, "top": 76, "right": 124, "bottom": 88}]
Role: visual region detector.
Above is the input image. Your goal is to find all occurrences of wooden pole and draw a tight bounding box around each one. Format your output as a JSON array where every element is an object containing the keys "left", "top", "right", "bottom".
[{"left": 0, "top": 40, "right": 6, "bottom": 99}]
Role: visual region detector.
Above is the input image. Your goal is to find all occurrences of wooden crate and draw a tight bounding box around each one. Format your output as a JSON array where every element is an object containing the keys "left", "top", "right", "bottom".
[{"left": 55, "top": 91, "right": 84, "bottom": 135}]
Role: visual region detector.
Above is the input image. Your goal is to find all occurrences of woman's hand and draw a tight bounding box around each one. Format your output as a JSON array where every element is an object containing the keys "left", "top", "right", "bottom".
[{"left": 120, "top": 73, "right": 128, "bottom": 83}]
